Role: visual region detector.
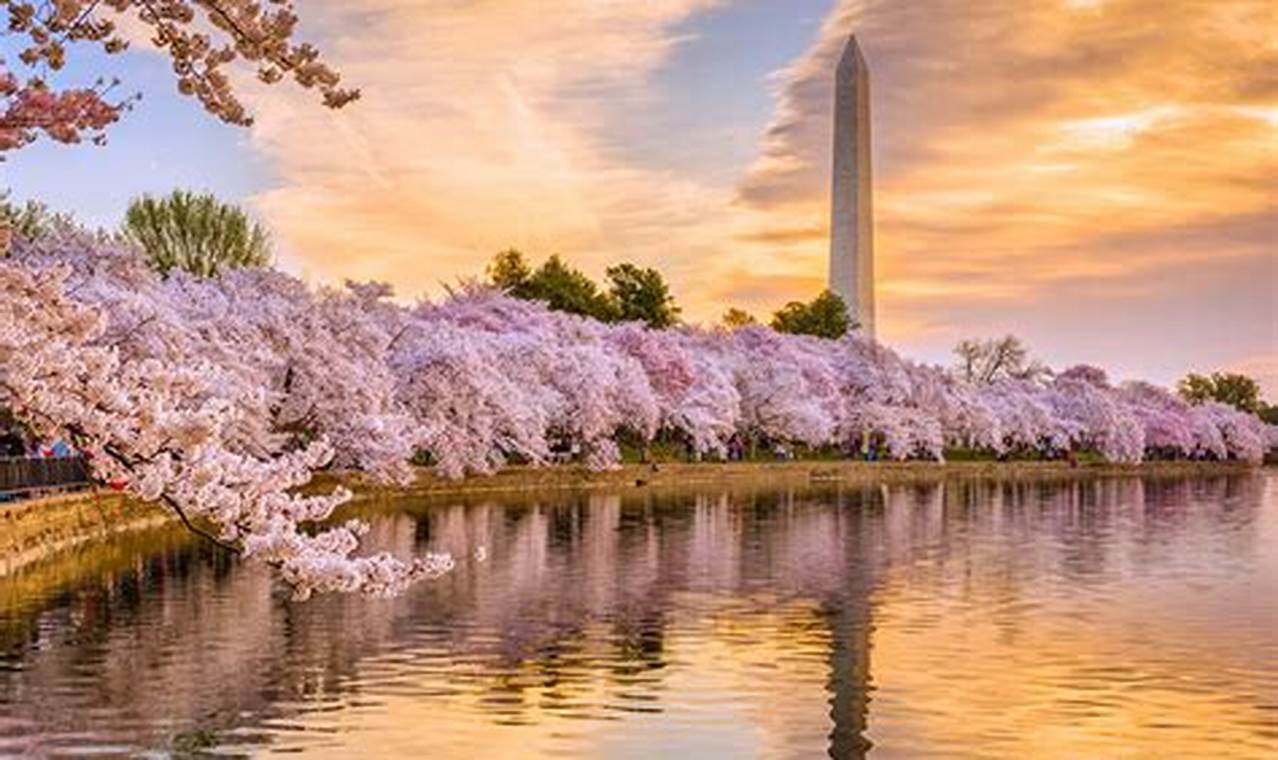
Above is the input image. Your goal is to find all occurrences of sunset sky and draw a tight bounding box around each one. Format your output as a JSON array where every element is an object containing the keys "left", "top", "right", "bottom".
[{"left": 5, "top": 0, "right": 1275, "bottom": 394}]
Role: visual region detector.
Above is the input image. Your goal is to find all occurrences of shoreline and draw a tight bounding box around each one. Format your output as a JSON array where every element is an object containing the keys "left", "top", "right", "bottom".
[
  {"left": 328, "top": 459, "right": 1265, "bottom": 503},
  {"left": 0, "top": 491, "right": 170, "bottom": 577},
  {"left": 2, "top": 460, "right": 1267, "bottom": 577}
]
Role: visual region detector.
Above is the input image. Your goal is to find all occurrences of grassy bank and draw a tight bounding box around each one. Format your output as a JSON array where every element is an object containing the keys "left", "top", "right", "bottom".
[{"left": 324, "top": 458, "right": 1264, "bottom": 503}]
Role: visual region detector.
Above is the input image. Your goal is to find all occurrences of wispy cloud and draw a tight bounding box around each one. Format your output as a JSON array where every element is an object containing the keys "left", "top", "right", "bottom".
[
  {"left": 210, "top": 0, "right": 1272, "bottom": 386},
  {"left": 231, "top": 0, "right": 741, "bottom": 302}
]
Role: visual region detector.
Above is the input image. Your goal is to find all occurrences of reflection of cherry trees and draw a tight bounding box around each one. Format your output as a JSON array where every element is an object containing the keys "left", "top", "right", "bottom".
[
  {"left": 1, "top": 544, "right": 276, "bottom": 755},
  {"left": 0, "top": 473, "right": 1269, "bottom": 755}
]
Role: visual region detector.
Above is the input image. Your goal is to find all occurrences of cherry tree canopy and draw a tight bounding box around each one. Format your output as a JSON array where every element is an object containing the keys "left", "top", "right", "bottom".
[{"left": 2, "top": 230, "right": 449, "bottom": 600}]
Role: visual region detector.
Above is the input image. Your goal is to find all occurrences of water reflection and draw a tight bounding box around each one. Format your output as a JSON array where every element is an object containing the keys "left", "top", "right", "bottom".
[{"left": 0, "top": 474, "right": 1274, "bottom": 758}]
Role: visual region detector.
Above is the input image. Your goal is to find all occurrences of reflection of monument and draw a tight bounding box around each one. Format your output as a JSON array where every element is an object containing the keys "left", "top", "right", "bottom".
[{"left": 829, "top": 34, "right": 875, "bottom": 338}]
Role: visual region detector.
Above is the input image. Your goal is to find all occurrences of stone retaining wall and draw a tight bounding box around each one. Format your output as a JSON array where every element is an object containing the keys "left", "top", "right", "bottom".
[{"left": 0, "top": 491, "right": 169, "bottom": 576}]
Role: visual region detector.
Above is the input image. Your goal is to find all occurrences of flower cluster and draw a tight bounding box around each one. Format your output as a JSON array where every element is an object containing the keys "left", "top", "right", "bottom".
[
  {"left": 1, "top": 1, "right": 354, "bottom": 154},
  {"left": 0, "top": 69, "right": 123, "bottom": 151}
]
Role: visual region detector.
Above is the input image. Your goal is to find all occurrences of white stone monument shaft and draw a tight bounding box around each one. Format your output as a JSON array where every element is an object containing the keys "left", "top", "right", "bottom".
[{"left": 829, "top": 34, "right": 875, "bottom": 337}]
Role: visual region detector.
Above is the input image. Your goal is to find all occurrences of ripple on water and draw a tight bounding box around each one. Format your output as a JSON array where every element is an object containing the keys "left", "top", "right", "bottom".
[{"left": 0, "top": 472, "right": 1275, "bottom": 758}]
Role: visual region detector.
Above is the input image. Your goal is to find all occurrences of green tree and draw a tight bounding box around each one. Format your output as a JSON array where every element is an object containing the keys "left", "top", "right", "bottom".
[
  {"left": 1, "top": 192, "right": 74, "bottom": 248},
  {"left": 1177, "top": 372, "right": 1264, "bottom": 413},
  {"left": 487, "top": 248, "right": 533, "bottom": 295},
  {"left": 484, "top": 249, "right": 687, "bottom": 326},
  {"left": 123, "top": 191, "right": 272, "bottom": 278},
  {"left": 769, "top": 290, "right": 851, "bottom": 339},
  {"left": 525, "top": 255, "right": 619, "bottom": 322},
  {"left": 721, "top": 307, "right": 757, "bottom": 329},
  {"left": 605, "top": 262, "right": 680, "bottom": 328}
]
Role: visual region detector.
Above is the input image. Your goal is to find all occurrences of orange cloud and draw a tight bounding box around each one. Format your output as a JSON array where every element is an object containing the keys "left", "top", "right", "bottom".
[
  {"left": 232, "top": 0, "right": 749, "bottom": 310},
  {"left": 738, "top": 0, "right": 1276, "bottom": 343},
  {"left": 214, "top": 0, "right": 1270, "bottom": 380}
]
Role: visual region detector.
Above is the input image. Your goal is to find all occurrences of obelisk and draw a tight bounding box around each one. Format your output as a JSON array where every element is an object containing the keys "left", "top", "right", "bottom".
[{"left": 828, "top": 34, "right": 875, "bottom": 337}]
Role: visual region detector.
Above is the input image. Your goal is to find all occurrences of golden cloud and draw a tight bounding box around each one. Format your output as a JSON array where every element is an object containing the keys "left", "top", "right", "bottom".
[
  {"left": 232, "top": 0, "right": 748, "bottom": 311},
  {"left": 215, "top": 0, "right": 1271, "bottom": 366},
  {"left": 738, "top": 0, "right": 1275, "bottom": 341}
]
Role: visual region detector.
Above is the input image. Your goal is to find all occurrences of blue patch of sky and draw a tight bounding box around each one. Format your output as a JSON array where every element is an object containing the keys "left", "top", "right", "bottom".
[
  {"left": 0, "top": 38, "right": 271, "bottom": 229},
  {"left": 606, "top": 0, "right": 833, "bottom": 187}
]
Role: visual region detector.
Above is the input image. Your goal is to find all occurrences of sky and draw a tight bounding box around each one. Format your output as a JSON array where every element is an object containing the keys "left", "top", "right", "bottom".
[{"left": 4, "top": 0, "right": 1275, "bottom": 396}]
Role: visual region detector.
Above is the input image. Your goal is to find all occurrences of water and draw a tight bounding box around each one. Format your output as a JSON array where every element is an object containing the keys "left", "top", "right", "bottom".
[{"left": 1, "top": 473, "right": 1275, "bottom": 758}]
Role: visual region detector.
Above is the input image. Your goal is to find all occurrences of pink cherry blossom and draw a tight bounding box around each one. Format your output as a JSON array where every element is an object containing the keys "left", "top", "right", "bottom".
[{"left": 2, "top": 229, "right": 1272, "bottom": 601}]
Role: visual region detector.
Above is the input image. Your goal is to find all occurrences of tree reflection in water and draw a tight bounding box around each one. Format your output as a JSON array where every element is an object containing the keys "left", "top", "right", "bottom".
[{"left": 0, "top": 473, "right": 1272, "bottom": 758}]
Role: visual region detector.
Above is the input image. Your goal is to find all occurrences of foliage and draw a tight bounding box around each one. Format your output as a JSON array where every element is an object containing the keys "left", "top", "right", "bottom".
[
  {"left": 1177, "top": 372, "right": 1263, "bottom": 414},
  {"left": 770, "top": 290, "right": 851, "bottom": 339},
  {"left": 123, "top": 191, "right": 272, "bottom": 277},
  {"left": 486, "top": 250, "right": 682, "bottom": 327},
  {"left": 1260, "top": 405, "right": 1278, "bottom": 425},
  {"left": 604, "top": 262, "right": 680, "bottom": 328},
  {"left": 1, "top": 1, "right": 356, "bottom": 154},
  {"left": 953, "top": 334, "right": 1050, "bottom": 384},
  {"left": 721, "top": 308, "right": 757, "bottom": 329},
  {"left": 487, "top": 248, "right": 533, "bottom": 294},
  {"left": 1, "top": 193, "right": 74, "bottom": 243},
  {"left": 523, "top": 254, "right": 619, "bottom": 322}
]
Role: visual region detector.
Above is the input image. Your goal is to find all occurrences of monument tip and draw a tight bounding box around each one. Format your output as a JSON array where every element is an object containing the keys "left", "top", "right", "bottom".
[{"left": 839, "top": 33, "right": 867, "bottom": 68}]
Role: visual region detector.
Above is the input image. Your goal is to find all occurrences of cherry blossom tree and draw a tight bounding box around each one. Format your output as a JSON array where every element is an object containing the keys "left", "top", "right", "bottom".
[
  {"left": 1119, "top": 381, "right": 1197, "bottom": 458},
  {"left": 720, "top": 327, "right": 839, "bottom": 448},
  {"left": 414, "top": 287, "right": 659, "bottom": 472},
  {"left": 391, "top": 318, "right": 553, "bottom": 478},
  {"left": 1198, "top": 401, "right": 1268, "bottom": 463},
  {"left": 978, "top": 378, "right": 1068, "bottom": 454},
  {"left": 1, "top": 1, "right": 356, "bottom": 153},
  {"left": 831, "top": 335, "right": 945, "bottom": 459},
  {"left": 1, "top": 231, "right": 450, "bottom": 600},
  {"left": 638, "top": 328, "right": 741, "bottom": 456},
  {"left": 1045, "top": 366, "right": 1144, "bottom": 462}
]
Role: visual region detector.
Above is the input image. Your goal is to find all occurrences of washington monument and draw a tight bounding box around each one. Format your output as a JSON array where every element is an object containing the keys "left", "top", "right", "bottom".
[{"left": 829, "top": 34, "right": 875, "bottom": 337}]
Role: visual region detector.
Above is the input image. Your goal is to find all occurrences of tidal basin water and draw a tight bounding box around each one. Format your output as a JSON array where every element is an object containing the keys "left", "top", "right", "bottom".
[{"left": 1, "top": 473, "right": 1276, "bottom": 758}]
